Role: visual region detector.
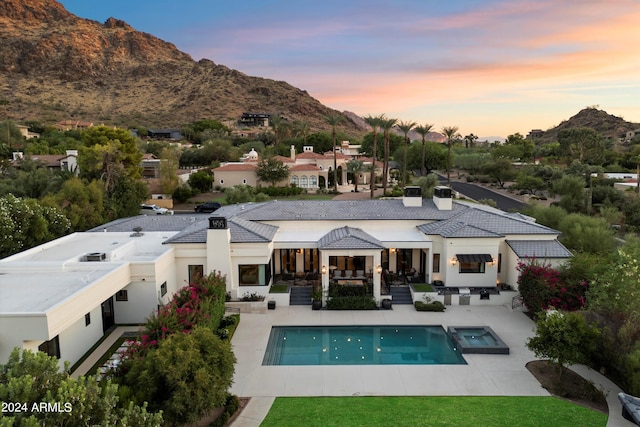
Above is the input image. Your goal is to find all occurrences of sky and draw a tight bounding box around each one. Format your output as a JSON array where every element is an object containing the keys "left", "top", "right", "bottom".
[{"left": 58, "top": 0, "right": 640, "bottom": 138}]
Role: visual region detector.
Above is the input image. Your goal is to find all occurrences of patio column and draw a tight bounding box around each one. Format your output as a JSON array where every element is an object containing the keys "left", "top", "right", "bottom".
[{"left": 372, "top": 251, "right": 382, "bottom": 304}]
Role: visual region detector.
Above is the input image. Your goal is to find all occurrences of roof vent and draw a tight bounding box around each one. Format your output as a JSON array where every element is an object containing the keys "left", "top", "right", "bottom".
[
  {"left": 130, "top": 226, "right": 144, "bottom": 237},
  {"left": 85, "top": 252, "right": 106, "bottom": 262}
]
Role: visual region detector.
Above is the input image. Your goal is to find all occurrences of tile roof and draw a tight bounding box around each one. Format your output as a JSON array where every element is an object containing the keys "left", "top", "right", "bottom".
[
  {"left": 418, "top": 207, "right": 559, "bottom": 237},
  {"left": 289, "top": 164, "right": 321, "bottom": 171},
  {"left": 236, "top": 199, "right": 464, "bottom": 221},
  {"left": 506, "top": 240, "right": 573, "bottom": 259},
  {"left": 318, "top": 226, "right": 384, "bottom": 249},
  {"left": 214, "top": 163, "right": 256, "bottom": 171}
]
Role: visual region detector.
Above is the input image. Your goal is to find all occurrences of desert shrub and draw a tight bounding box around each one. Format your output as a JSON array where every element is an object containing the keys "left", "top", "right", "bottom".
[{"left": 172, "top": 184, "right": 196, "bottom": 203}]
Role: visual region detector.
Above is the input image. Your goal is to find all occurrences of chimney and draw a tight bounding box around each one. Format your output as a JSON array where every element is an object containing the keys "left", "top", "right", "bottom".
[
  {"left": 402, "top": 186, "right": 422, "bottom": 207},
  {"left": 433, "top": 186, "right": 453, "bottom": 210},
  {"left": 290, "top": 145, "right": 296, "bottom": 160}
]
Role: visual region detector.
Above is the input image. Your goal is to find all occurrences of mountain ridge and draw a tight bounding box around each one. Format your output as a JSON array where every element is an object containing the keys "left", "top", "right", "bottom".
[{"left": 0, "top": 0, "right": 364, "bottom": 134}]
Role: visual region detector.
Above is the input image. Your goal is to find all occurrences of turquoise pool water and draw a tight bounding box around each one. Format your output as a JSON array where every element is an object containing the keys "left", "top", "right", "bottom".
[{"left": 262, "top": 325, "right": 466, "bottom": 365}]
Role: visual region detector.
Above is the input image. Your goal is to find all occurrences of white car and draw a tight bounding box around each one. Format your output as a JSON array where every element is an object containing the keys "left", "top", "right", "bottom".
[{"left": 140, "top": 204, "right": 173, "bottom": 215}]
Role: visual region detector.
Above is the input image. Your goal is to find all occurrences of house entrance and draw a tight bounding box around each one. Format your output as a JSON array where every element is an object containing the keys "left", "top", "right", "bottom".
[{"left": 101, "top": 297, "right": 115, "bottom": 333}]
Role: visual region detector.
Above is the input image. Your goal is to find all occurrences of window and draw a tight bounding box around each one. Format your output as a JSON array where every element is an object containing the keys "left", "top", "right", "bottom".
[
  {"left": 38, "top": 336, "right": 60, "bottom": 359},
  {"left": 242, "top": 179, "right": 247, "bottom": 184},
  {"left": 85, "top": 313, "right": 91, "bottom": 326},
  {"left": 396, "top": 249, "right": 412, "bottom": 273},
  {"left": 116, "top": 290, "right": 128, "bottom": 301},
  {"left": 300, "top": 175, "right": 308, "bottom": 188},
  {"left": 239, "top": 264, "right": 271, "bottom": 285},
  {"left": 188, "top": 265, "right": 204, "bottom": 283},
  {"left": 291, "top": 175, "right": 299, "bottom": 186},
  {"left": 497, "top": 254, "right": 502, "bottom": 273},
  {"left": 160, "top": 281, "right": 167, "bottom": 297},
  {"left": 459, "top": 262, "right": 486, "bottom": 274},
  {"left": 310, "top": 175, "right": 317, "bottom": 187},
  {"left": 432, "top": 254, "right": 440, "bottom": 273},
  {"left": 219, "top": 179, "right": 224, "bottom": 184}
]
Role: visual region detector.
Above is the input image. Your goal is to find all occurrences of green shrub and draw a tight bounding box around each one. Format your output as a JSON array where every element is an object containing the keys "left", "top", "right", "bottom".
[
  {"left": 172, "top": 184, "right": 196, "bottom": 203},
  {"left": 325, "top": 295, "right": 377, "bottom": 310},
  {"left": 209, "top": 394, "right": 240, "bottom": 427},
  {"left": 414, "top": 301, "right": 446, "bottom": 312}
]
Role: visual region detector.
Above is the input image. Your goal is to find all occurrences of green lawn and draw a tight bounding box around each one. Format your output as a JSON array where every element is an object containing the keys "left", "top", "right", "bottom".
[{"left": 260, "top": 396, "right": 607, "bottom": 427}]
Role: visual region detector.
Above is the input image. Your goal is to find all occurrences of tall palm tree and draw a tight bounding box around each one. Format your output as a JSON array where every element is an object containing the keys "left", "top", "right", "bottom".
[
  {"left": 325, "top": 113, "right": 344, "bottom": 192},
  {"left": 294, "top": 120, "right": 310, "bottom": 145},
  {"left": 441, "top": 126, "right": 460, "bottom": 186},
  {"left": 346, "top": 159, "right": 366, "bottom": 192},
  {"left": 364, "top": 114, "right": 384, "bottom": 198},
  {"left": 414, "top": 123, "right": 434, "bottom": 176},
  {"left": 269, "top": 114, "right": 284, "bottom": 153},
  {"left": 381, "top": 117, "right": 397, "bottom": 196},
  {"left": 397, "top": 120, "right": 416, "bottom": 187}
]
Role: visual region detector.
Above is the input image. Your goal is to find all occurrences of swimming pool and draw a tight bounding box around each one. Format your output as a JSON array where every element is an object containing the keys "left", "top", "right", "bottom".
[{"left": 262, "top": 325, "right": 466, "bottom": 365}]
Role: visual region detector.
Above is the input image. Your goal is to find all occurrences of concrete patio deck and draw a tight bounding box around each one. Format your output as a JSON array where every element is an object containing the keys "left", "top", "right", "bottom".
[{"left": 229, "top": 305, "right": 627, "bottom": 427}]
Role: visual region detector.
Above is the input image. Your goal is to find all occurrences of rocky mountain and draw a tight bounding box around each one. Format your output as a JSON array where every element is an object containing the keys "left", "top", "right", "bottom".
[
  {"left": 536, "top": 107, "right": 639, "bottom": 144},
  {"left": 0, "top": 0, "right": 365, "bottom": 134}
]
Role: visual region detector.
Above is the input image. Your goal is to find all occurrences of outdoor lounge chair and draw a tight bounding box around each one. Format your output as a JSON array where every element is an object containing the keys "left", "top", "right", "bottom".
[{"left": 619, "top": 392, "right": 640, "bottom": 425}]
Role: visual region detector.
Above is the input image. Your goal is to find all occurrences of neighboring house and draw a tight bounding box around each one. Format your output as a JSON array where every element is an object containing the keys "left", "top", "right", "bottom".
[
  {"left": 0, "top": 186, "right": 572, "bottom": 369},
  {"left": 238, "top": 112, "right": 271, "bottom": 127},
  {"left": 54, "top": 120, "right": 94, "bottom": 131},
  {"left": 16, "top": 125, "right": 40, "bottom": 139},
  {"left": 141, "top": 153, "right": 161, "bottom": 179},
  {"left": 11, "top": 150, "right": 79, "bottom": 174},
  {"left": 147, "top": 129, "right": 183, "bottom": 140},
  {"left": 214, "top": 144, "right": 375, "bottom": 191}
]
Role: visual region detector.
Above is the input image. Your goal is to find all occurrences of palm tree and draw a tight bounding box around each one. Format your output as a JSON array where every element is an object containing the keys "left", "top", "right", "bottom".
[
  {"left": 346, "top": 159, "right": 366, "bottom": 192},
  {"left": 325, "top": 113, "right": 344, "bottom": 192},
  {"left": 463, "top": 133, "right": 478, "bottom": 149},
  {"left": 381, "top": 117, "right": 397, "bottom": 196},
  {"left": 414, "top": 123, "right": 434, "bottom": 176},
  {"left": 269, "top": 114, "right": 284, "bottom": 152},
  {"left": 364, "top": 114, "right": 384, "bottom": 198},
  {"left": 441, "top": 126, "right": 460, "bottom": 186},
  {"left": 294, "top": 120, "right": 310, "bottom": 145},
  {"left": 397, "top": 120, "right": 416, "bottom": 187}
]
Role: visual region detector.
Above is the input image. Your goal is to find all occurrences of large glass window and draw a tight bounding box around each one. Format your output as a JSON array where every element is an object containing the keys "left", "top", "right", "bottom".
[
  {"left": 396, "top": 249, "right": 412, "bottom": 273},
  {"left": 239, "top": 264, "right": 271, "bottom": 285},
  {"left": 300, "top": 175, "right": 308, "bottom": 188},
  {"left": 310, "top": 175, "right": 317, "bottom": 187},
  {"left": 459, "top": 262, "right": 486, "bottom": 274},
  {"left": 188, "top": 265, "right": 204, "bottom": 283},
  {"left": 291, "top": 175, "right": 299, "bottom": 186},
  {"left": 280, "top": 249, "right": 296, "bottom": 273},
  {"left": 432, "top": 253, "right": 440, "bottom": 273}
]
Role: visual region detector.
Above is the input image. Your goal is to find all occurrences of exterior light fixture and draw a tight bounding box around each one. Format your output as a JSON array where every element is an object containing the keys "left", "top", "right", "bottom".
[
  {"left": 376, "top": 265, "right": 382, "bottom": 274},
  {"left": 451, "top": 257, "right": 458, "bottom": 265},
  {"left": 321, "top": 265, "right": 327, "bottom": 275}
]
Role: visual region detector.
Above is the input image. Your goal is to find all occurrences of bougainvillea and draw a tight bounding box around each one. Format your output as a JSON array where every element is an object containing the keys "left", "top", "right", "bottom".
[
  {"left": 517, "top": 259, "right": 587, "bottom": 314},
  {"left": 122, "top": 271, "right": 227, "bottom": 359}
]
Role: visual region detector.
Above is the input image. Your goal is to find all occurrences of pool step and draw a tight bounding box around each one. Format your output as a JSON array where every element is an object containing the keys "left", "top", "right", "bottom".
[
  {"left": 390, "top": 286, "right": 413, "bottom": 304},
  {"left": 289, "top": 286, "right": 312, "bottom": 305}
]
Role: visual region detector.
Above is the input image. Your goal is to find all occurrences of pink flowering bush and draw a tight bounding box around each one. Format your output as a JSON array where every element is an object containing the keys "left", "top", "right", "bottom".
[
  {"left": 517, "top": 259, "right": 587, "bottom": 314},
  {"left": 123, "top": 271, "right": 227, "bottom": 359}
]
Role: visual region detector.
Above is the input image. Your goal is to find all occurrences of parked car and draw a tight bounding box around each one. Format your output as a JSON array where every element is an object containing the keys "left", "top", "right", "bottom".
[
  {"left": 194, "top": 201, "right": 222, "bottom": 213},
  {"left": 140, "top": 204, "right": 173, "bottom": 215}
]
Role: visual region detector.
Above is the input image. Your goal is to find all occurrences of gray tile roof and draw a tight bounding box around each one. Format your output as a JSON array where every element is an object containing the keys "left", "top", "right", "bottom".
[
  {"left": 235, "top": 199, "right": 465, "bottom": 221},
  {"left": 318, "top": 226, "right": 384, "bottom": 250},
  {"left": 418, "top": 207, "right": 558, "bottom": 238},
  {"left": 228, "top": 217, "right": 278, "bottom": 242},
  {"left": 506, "top": 240, "right": 573, "bottom": 259},
  {"left": 417, "top": 221, "right": 502, "bottom": 238}
]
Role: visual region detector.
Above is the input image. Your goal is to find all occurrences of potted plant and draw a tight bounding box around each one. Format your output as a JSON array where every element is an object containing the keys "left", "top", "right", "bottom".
[{"left": 311, "top": 287, "right": 323, "bottom": 310}]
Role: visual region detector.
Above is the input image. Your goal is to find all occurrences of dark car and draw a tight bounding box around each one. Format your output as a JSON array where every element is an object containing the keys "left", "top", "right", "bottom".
[{"left": 194, "top": 202, "right": 222, "bottom": 213}]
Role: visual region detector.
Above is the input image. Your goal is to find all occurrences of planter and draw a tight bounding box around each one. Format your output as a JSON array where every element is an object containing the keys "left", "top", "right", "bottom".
[
  {"left": 311, "top": 300, "right": 323, "bottom": 310},
  {"left": 268, "top": 300, "right": 276, "bottom": 310},
  {"left": 381, "top": 299, "right": 392, "bottom": 310}
]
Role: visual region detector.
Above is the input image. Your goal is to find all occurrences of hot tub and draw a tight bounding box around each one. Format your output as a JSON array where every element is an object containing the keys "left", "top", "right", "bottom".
[{"left": 447, "top": 326, "right": 509, "bottom": 354}]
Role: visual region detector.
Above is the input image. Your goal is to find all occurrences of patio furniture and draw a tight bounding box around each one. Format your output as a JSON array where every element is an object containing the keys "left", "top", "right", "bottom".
[
  {"left": 619, "top": 392, "right": 640, "bottom": 425},
  {"left": 344, "top": 270, "right": 353, "bottom": 279}
]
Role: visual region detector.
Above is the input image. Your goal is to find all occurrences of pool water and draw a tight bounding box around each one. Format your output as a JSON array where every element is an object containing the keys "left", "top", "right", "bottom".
[{"left": 262, "top": 325, "right": 466, "bottom": 365}]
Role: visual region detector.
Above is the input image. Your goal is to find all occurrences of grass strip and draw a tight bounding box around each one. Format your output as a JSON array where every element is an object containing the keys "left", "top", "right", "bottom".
[{"left": 261, "top": 396, "right": 607, "bottom": 427}]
